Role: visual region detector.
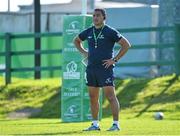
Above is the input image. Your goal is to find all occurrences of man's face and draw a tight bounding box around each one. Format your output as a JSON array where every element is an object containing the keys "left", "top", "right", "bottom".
[{"left": 93, "top": 11, "right": 104, "bottom": 26}]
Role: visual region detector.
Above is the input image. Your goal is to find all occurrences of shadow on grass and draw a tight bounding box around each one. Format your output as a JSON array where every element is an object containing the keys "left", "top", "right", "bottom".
[
  {"left": 135, "top": 75, "right": 178, "bottom": 117},
  {"left": 13, "top": 130, "right": 83, "bottom": 135},
  {"left": 0, "top": 85, "right": 6, "bottom": 93},
  {"left": 103, "top": 78, "right": 150, "bottom": 118},
  {"left": 15, "top": 75, "right": 178, "bottom": 120},
  {"left": 30, "top": 87, "right": 61, "bottom": 118}
]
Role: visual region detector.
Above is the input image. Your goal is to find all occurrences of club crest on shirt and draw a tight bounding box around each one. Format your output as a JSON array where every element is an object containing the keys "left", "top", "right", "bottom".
[
  {"left": 105, "top": 77, "right": 112, "bottom": 84},
  {"left": 99, "top": 34, "right": 104, "bottom": 39}
]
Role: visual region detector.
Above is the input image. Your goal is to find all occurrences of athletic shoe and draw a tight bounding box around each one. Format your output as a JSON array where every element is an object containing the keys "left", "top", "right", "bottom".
[
  {"left": 83, "top": 123, "right": 100, "bottom": 131},
  {"left": 107, "top": 124, "right": 120, "bottom": 131}
]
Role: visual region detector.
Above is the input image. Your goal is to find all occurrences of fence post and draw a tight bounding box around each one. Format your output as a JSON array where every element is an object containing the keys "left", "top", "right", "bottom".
[
  {"left": 5, "top": 33, "right": 11, "bottom": 85},
  {"left": 34, "top": 0, "right": 41, "bottom": 79},
  {"left": 175, "top": 24, "right": 180, "bottom": 75}
]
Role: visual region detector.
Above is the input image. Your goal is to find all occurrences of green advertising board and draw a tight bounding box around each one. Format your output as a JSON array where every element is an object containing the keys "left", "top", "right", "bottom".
[{"left": 61, "top": 15, "right": 102, "bottom": 122}]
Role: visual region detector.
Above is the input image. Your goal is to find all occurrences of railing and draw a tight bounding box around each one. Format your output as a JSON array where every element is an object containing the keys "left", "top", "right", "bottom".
[
  {"left": 115, "top": 26, "right": 176, "bottom": 67},
  {"left": 0, "top": 32, "right": 63, "bottom": 84},
  {"left": 0, "top": 25, "right": 180, "bottom": 85}
]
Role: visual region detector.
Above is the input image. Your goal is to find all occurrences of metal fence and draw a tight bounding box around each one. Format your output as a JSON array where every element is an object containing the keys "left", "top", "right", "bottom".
[{"left": 0, "top": 25, "right": 180, "bottom": 85}]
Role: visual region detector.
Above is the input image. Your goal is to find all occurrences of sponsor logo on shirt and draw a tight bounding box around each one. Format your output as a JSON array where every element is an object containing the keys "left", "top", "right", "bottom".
[{"left": 88, "top": 36, "right": 92, "bottom": 39}]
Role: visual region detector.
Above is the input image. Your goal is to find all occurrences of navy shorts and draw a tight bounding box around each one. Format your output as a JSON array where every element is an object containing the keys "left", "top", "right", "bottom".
[{"left": 86, "top": 66, "right": 114, "bottom": 87}]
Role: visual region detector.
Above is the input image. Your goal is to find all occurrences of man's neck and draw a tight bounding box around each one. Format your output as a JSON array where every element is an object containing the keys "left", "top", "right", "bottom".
[{"left": 94, "top": 23, "right": 104, "bottom": 29}]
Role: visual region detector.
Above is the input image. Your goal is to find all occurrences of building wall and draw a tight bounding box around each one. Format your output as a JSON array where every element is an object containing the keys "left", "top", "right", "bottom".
[
  {"left": 106, "top": 6, "right": 159, "bottom": 78},
  {"left": 103, "top": 0, "right": 158, "bottom": 5},
  {"left": 0, "top": 12, "right": 64, "bottom": 33},
  {"left": 158, "top": 0, "right": 180, "bottom": 75}
]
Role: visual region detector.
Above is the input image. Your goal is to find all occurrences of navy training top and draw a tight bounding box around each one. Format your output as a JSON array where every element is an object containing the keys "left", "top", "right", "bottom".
[{"left": 78, "top": 24, "right": 122, "bottom": 68}]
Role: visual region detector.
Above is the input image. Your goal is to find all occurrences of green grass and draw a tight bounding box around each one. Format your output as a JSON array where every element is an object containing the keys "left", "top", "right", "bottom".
[
  {"left": 0, "top": 118, "right": 180, "bottom": 135},
  {"left": 0, "top": 77, "right": 61, "bottom": 118},
  {"left": 0, "top": 74, "right": 180, "bottom": 135}
]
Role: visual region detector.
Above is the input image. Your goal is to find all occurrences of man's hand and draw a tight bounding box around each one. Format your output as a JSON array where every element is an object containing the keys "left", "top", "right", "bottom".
[
  {"left": 102, "top": 59, "right": 115, "bottom": 68},
  {"left": 73, "top": 36, "right": 88, "bottom": 57}
]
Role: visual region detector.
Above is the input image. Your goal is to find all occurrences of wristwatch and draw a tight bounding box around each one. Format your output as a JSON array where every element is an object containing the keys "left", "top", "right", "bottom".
[{"left": 112, "top": 58, "right": 118, "bottom": 63}]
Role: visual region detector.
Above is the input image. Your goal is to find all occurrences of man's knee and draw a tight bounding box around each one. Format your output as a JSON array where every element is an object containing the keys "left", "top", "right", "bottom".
[
  {"left": 106, "top": 94, "right": 117, "bottom": 102},
  {"left": 89, "top": 92, "right": 99, "bottom": 103},
  {"left": 89, "top": 92, "right": 97, "bottom": 98}
]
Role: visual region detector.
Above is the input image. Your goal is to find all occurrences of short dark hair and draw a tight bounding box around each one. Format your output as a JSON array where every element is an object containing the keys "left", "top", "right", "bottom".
[{"left": 94, "top": 8, "right": 106, "bottom": 20}]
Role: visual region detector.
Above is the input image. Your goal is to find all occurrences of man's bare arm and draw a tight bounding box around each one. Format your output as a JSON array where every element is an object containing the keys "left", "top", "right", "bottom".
[
  {"left": 73, "top": 36, "right": 88, "bottom": 57},
  {"left": 113, "top": 37, "right": 131, "bottom": 61},
  {"left": 102, "top": 37, "right": 131, "bottom": 68}
]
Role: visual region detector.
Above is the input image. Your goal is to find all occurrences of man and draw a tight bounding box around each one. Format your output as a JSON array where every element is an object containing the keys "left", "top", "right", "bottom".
[{"left": 73, "top": 8, "right": 131, "bottom": 131}]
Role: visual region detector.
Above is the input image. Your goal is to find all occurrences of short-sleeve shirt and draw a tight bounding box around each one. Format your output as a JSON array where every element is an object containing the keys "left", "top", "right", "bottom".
[{"left": 78, "top": 24, "right": 122, "bottom": 68}]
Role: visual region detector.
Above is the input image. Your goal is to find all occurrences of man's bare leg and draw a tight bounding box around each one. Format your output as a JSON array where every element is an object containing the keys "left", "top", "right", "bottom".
[
  {"left": 103, "top": 86, "right": 120, "bottom": 128},
  {"left": 88, "top": 86, "right": 100, "bottom": 121}
]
